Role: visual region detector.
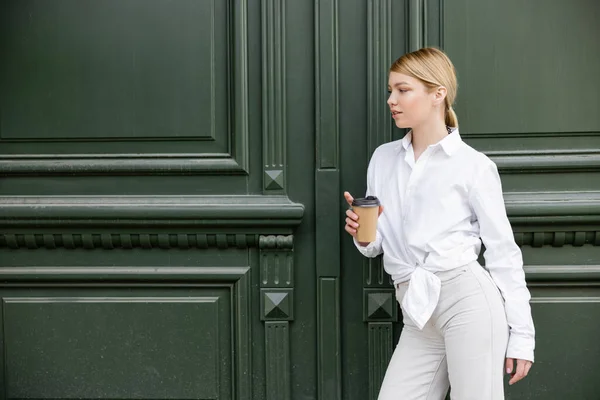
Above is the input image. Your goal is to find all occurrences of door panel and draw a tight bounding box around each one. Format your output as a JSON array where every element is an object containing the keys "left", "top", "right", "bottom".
[{"left": 2, "top": 288, "right": 231, "bottom": 399}]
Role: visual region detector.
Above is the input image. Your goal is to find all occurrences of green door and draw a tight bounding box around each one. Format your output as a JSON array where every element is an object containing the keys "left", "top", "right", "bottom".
[
  {"left": 337, "top": 1, "right": 600, "bottom": 399},
  {"left": 1, "top": 1, "right": 599, "bottom": 399}
]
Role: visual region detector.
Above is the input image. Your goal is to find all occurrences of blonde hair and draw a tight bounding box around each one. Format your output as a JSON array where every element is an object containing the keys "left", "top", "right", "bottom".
[{"left": 389, "top": 47, "right": 458, "bottom": 127}]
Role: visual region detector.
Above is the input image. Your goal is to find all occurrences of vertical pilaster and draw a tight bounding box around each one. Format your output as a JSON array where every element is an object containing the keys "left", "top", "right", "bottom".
[
  {"left": 262, "top": 0, "right": 287, "bottom": 192},
  {"left": 315, "top": 0, "right": 342, "bottom": 398},
  {"left": 260, "top": 235, "right": 294, "bottom": 400}
]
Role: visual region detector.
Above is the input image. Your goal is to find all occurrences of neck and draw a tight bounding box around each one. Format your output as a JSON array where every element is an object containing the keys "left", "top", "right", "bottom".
[{"left": 410, "top": 118, "right": 448, "bottom": 154}]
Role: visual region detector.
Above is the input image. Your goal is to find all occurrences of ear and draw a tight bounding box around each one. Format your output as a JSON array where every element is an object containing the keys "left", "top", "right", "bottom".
[{"left": 433, "top": 86, "right": 447, "bottom": 107}]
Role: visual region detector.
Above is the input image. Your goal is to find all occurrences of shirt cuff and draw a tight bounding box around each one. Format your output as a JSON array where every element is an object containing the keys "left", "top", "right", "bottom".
[
  {"left": 353, "top": 231, "right": 382, "bottom": 258},
  {"left": 506, "top": 333, "right": 535, "bottom": 362}
]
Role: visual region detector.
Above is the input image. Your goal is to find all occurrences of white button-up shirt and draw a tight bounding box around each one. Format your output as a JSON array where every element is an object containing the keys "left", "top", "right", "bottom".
[{"left": 354, "top": 128, "right": 535, "bottom": 362}]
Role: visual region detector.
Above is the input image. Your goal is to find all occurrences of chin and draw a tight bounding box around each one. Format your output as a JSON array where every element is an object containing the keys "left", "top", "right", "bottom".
[{"left": 394, "top": 120, "right": 410, "bottom": 129}]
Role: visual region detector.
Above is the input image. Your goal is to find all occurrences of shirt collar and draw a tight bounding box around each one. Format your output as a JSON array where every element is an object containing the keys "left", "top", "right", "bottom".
[{"left": 395, "top": 127, "right": 462, "bottom": 156}]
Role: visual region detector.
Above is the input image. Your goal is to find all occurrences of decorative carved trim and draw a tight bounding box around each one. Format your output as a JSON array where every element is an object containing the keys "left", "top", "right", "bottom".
[
  {"left": 262, "top": 0, "right": 287, "bottom": 192},
  {"left": 363, "top": 257, "right": 394, "bottom": 287},
  {"left": 260, "top": 235, "right": 294, "bottom": 399},
  {"left": 515, "top": 231, "right": 600, "bottom": 248},
  {"left": 259, "top": 235, "right": 294, "bottom": 250},
  {"left": 0, "top": 233, "right": 259, "bottom": 250},
  {"left": 364, "top": 289, "right": 397, "bottom": 322},
  {"left": 260, "top": 255, "right": 293, "bottom": 285},
  {"left": 368, "top": 322, "right": 394, "bottom": 400},
  {"left": 2, "top": 230, "right": 597, "bottom": 251},
  {"left": 261, "top": 289, "right": 294, "bottom": 321}
]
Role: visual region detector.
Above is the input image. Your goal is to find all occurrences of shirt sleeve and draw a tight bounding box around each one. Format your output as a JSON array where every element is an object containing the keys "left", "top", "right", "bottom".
[
  {"left": 353, "top": 151, "right": 384, "bottom": 258},
  {"left": 469, "top": 159, "right": 535, "bottom": 362}
]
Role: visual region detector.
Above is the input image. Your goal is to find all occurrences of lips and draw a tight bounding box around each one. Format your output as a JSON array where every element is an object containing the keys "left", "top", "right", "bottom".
[{"left": 391, "top": 111, "right": 402, "bottom": 118}]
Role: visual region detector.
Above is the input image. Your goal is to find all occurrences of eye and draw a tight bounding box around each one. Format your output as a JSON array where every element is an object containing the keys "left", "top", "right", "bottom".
[{"left": 399, "top": 89, "right": 408, "bottom": 93}]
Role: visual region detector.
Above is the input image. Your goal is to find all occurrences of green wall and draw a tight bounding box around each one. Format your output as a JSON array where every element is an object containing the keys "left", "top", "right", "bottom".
[{"left": 0, "top": 0, "right": 599, "bottom": 399}]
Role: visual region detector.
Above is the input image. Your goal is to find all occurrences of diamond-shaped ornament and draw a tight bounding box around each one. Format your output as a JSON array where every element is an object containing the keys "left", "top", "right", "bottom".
[
  {"left": 263, "top": 290, "right": 291, "bottom": 320},
  {"left": 265, "top": 170, "right": 284, "bottom": 190},
  {"left": 367, "top": 292, "right": 393, "bottom": 320}
]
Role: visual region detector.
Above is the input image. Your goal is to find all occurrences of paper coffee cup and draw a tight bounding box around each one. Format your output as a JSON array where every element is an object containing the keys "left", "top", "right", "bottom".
[{"left": 352, "top": 196, "right": 380, "bottom": 243}]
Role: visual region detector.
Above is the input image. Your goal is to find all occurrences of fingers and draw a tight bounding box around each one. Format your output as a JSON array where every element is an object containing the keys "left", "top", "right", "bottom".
[
  {"left": 346, "top": 208, "right": 359, "bottom": 221},
  {"left": 343, "top": 191, "right": 354, "bottom": 206},
  {"left": 524, "top": 361, "right": 532, "bottom": 377},
  {"left": 344, "top": 209, "right": 359, "bottom": 237},
  {"left": 508, "top": 359, "right": 531, "bottom": 385},
  {"left": 508, "top": 361, "right": 525, "bottom": 385},
  {"left": 505, "top": 358, "right": 514, "bottom": 374},
  {"left": 378, "top": 205, "right": 384, "bottom": 216},
  {"left": 344, "top": 223, "right": 357, "bottom": 237},
  {"left": 345, "top": 216, "right": 359, "bottom": 229}
]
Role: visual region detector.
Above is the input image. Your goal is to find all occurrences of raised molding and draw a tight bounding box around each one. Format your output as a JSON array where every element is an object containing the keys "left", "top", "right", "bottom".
[
  {"left": 315, "top": 0, "right": 339, "bottom": 170},
  {"left": 315, "top": 0, "right": 342, "bottom": 398},
  {"left": 232, "top": 0, "right": 250, "bottom": 178},
  {"left": 462, "top": 131, "right": 600, "bottom": 139},
  {"left": 262, "top": 0, "right": 287, "bottom": 192},
  {"left": 0, "top": 195, "right": 304, "bottom": 229},
  {"left": 0, "top": 0, "right": 250, "bottom": 176},
  {"left": 0, "top": 156, "right": 248, "bottom": 175},
  {"left": 367, "top": 0, "right": 394, "bottom": 156},
  {"left": 525, "top": 265, "right": 600, "bottom": 283},
  {"left": 407, "top": 0, "right": 424, "bottom": 51},
  {"left": 264, "top": 322, "right": 292, "bottom": 400},
  {"left": 505, "top": 191, "right": 600, "bottom": 225},
  {"left": 530, "top": 296, "right": 600, "bottom": 303},
  {"left": 487, "top": 149, "right": 600, "bottom": 174},
  {"left": 317, "top": 277, "right": 341, "bottom": 400},
  {"left": 0, "top": 266, "right": 251, "bottom": 282}
]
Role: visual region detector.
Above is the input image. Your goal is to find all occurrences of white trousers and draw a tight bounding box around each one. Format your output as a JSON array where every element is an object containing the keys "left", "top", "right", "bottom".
[{"left": 378, "top": 262, "right": 509, "bottom": 400}]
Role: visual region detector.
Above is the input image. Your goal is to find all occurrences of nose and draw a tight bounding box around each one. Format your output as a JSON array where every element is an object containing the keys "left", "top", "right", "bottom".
[{"left": 387, "top": 93, "right": 396, "bottom": 106}]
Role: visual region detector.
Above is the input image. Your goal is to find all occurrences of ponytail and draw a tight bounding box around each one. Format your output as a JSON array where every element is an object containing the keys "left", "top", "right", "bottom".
[{"left": 445, "top": 105, "right": 458, "bottom": 128}]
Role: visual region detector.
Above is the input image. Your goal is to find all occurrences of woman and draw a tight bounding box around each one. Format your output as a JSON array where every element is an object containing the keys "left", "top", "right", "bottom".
[{"left": 343, "top": 47, "right": 534, "bottom": 399}]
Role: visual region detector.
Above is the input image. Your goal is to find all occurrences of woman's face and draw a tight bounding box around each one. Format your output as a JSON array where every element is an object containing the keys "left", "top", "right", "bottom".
[{"left": 387, "top": 72, "right": 437, "bottom": 129}]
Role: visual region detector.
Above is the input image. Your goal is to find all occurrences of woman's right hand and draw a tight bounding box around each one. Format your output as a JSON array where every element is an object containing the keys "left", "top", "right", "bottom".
[{"left": 343, "top": 191, "right": 383, "bottom": 246}]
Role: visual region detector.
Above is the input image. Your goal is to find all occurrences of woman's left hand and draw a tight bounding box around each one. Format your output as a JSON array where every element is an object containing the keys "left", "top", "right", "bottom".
[{"left": 505, "top": 358, "right": 532, "bottom": 385}]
